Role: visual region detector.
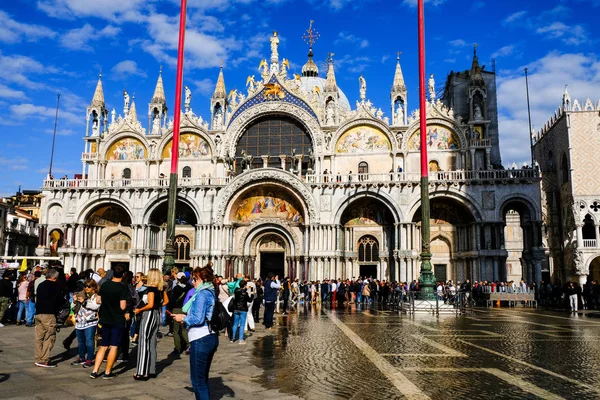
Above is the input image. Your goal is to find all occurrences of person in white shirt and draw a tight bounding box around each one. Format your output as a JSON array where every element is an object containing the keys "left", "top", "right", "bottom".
[{"left": 245, "top": 275, "right": 256, "bottom": 332}]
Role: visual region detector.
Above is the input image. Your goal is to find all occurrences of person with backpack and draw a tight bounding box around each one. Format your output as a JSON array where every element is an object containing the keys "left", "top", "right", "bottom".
[
  {"left": 173, "top": 266, "right": 219, "bottom": 400},
  {"left": 33, "top": 268, "right": 63, "bottom": 367},
  {"left": 231, "top": 280, "right": 253, "bottom": 343}
]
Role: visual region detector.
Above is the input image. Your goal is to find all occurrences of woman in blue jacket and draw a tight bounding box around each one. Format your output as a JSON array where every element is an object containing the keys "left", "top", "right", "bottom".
[{"left": 173, "top": 266, "right": 218, "bottom": 400}]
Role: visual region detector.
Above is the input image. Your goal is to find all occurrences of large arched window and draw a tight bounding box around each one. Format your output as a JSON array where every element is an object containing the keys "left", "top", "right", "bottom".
[
  {"left": 358, "top": 161, "right": 369, "bottom": 174},
  {"left": 122, "top": 168, "right": 131, "bottom": 179},
  {"left": 358, "top": 235, "right": 379, "bottom": 263},
  {"left": 182, "top": 166, "right": 191, "bottom": 178},
  {"left": 236, "top": 115, "right": 313, "bottom": 169},
  {"left": 175, "top": 235, "right": 191, "bottom": 260}
]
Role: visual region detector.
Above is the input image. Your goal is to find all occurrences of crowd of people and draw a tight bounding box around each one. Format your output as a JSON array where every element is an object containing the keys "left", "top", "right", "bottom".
[{"left": 2, "top": 263, "right": 600, "bottom": 399}]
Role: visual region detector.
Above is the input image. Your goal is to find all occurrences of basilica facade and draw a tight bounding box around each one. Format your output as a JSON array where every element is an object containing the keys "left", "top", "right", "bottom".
[{"left": 38, "top": 32, "right": 544, "bottom": 284}]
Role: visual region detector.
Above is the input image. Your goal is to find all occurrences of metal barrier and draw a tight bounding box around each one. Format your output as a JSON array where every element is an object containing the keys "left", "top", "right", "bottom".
[{"left": 397, "top": 290, "right": 474, "bottom": 315}]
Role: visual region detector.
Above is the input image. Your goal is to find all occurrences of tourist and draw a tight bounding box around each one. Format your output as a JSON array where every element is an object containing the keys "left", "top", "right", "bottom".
[
  {"left": 567, "top": 282, "right": 578, "bottom": 313},
  {"left": 131, "top": 272, "right": 147, "bottom": 345},
  {"left": 25, "top": 270, "right": 41, "bottom": 327},
  {"left": 118, "top": 271, "right": 135, "bottom": 363},
  {"left": 170, "top": 272, "right": 192, "bottom": 355},
  {"left": 245, "top": 275, "right": 256, "bottom": 332},
  {"left": 133, "top": 268, "right": 168, "bottom": 380},
  {"left": 173, "top": 266, "right": 219, "bottom": 400},
  {"left": 71, "top": 279, "right": 100, "bottom": 368},
  {"left": 231, "top": 280, "right": 253, "bottom": 343},
  {"left": 16, "top": 274, "right": 29, "bottom": 325},
  {"left": 34, "top": 268, "right": 63, "bottom": 367},
  {"left": 90, "top": 265, "right": 129, "bottom": 379},
  {"left": 263, "top": 273, "right": 280, "bottom": 330},
  {"left": 281, "top": 277, "right": 290, "bottom": 315},
  {"left": 252, "top": 278, "right": 263, "bottom": 323},
  {"left": 0, "top": 269, "right": 13, "bottom": 326}
]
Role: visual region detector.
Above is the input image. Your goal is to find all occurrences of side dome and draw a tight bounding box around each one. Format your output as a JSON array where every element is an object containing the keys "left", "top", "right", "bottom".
[{"left": 298, "top": 76, "right": 351, "bottom": 112}]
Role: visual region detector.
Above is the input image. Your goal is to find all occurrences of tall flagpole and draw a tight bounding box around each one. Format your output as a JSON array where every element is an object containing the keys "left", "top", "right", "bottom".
[
  {"left": 417, "top": 0, "right": 435, "bottom": 299},
  {"left": 163, "top": 0, "right": 188, "bottom": 272},
  {"left": 48, "top": 94, "right": 60, "bottom": 179},
  {"left": 524, "top": 68, "right": 534, "bottom": 167}
]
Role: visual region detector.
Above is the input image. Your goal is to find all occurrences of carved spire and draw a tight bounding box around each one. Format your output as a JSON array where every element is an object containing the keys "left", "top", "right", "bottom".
[
  {"left": 301, "top": 20, "right": 320, "bottom": 78},
  {"left": 213, "top": 66, "right": 226, "bottom": 99},
  {"left": 151, "top": 67, "right": 166, "bottom": 106},
  {"left": 562, "top": 85, "right": 571, "bottom": 110},
  {"left": 392, "top": 52, "right": 406, "bottom": 92},
  {"left": 128, "top": 95, "right": 137, "bottom": 121},
  {"left": 90, "top": 72, "right": 105, "bottom": 108},
  {"left": 470, "top": 44, "right": 485, "bottom": 87},
  {"left": 324, "top": 53, "right": 337, "bottom": 92}
]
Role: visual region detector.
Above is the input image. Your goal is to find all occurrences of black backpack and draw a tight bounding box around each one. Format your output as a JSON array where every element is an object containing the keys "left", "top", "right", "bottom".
[{"left": 210, "top": 294, "right": 230, "bottom": 332}]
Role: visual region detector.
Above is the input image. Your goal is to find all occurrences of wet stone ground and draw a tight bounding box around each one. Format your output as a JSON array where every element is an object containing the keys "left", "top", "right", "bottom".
[{"left": 1, "top": 305, "right": 600, "bottom": 399}]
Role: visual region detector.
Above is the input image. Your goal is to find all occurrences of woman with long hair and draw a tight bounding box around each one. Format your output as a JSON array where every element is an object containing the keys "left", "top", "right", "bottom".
[
  {"left": 173, "top": 266, "right": 219, "bottom": 400},
  {"left": 133, "top": 268, "right": 168, "bottom": 380},
  {"left": 16, "top": 274, "right": 29, "bottom": 325},
  {"left": 71, "top": 279, "right": 100, "bottom": 367}
]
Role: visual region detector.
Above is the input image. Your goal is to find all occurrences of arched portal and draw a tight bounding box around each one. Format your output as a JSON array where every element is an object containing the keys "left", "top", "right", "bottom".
[
  {"left": 242, "top": 224, "right": 297, "bottom": 280},
  {"left": 500, "top": 198, "right": 537, "bottom": 284},
  {"left": 85, "top": 204, "right": 132, "bottom": 271},
  {"left": 149, "top": 200, "right": 198, "bottom": 270},
  {"left": 48, "top": 229, "right": 64, "bottom": 257},
  {"left": 589, "top": 256, "right": 600, "bottom": 282},
  {"left": 340, "top": 196, "right": 396, "bottom": 280},
  {"left": 412, "top": 197, "right": 476, "bottom": 282}
]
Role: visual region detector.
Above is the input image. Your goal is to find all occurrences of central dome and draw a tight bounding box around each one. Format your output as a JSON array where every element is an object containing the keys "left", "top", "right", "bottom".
[{"left": 298, "top": 76, "right": 351, "bottom": 112}]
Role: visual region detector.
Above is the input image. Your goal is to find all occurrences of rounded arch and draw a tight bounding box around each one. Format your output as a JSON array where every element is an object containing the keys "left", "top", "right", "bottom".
[
  {"left": 85, "top": 203, "right": 132, "bottom": 227},
  {"left": 403, "top": 118, "right": 468, "bottom": 153},
  {"left": 406, "top": 190, "right": 482, "bottom": 223},
  {"left": 332, "top": 118, "right": 398, "bottom": 153},
  {"left": 357, "top": 234, "right": 379, "bottom": 263},
  {"left": 586, "top": 255, "right": 600, "bottom": 280},
  {"left": 411, "top": 196, "right": 477, "bottom": 225},
  {"left": 214, "top": 168, "right": 318, "bottom": 224},
  {"left": 242, "top": 222, "right": 298, "bottom": 257},
  {"left": 143, "top": 195, "right": 200, "bottom": 226},
  {"left": 105, "top": 230, "right": 132, "bottom": 251},
  {"left": 76, "top": 198, "right": 134, "bottom": 225},
  {"left": 45, "top": 201, "right": 65, "bottom": 225},
  {"left": 100, "top": 131, "right": 149, "bottom": 161},
  {"left": 225, "top": 102, "right": 323, "bottom": 157},
  {"left": 157, "top": 127, "right": 214, "bottom": 160},
  {"left": 497, "top": 194, "right": 538, "bottom": 222},
  {"left": 334, "top": 190, "right": 402, "bottom": 226}
]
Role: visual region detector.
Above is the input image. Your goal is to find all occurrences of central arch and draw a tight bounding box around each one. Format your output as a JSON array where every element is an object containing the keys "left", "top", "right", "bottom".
[{"left": 242, "top": 222, "right": 299, "bottom": 280}]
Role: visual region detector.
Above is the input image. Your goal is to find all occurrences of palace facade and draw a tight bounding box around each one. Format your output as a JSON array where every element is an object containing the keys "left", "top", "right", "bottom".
[{"left": 38, "top": 31, "right": 544, "bottom": 283}]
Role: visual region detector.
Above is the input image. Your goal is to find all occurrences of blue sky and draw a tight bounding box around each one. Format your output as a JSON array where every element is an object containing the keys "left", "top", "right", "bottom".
[{"left": 1, "top": 0, "right": 599, "bottom": 196}]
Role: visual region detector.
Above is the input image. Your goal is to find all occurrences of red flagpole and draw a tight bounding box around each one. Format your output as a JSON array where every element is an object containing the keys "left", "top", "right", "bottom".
[
  {"left": 418, "top": 0, "right": 428, "bottom": 176},
  {"left": 170, "top": 0, "right": 187, "bottom": 174}
]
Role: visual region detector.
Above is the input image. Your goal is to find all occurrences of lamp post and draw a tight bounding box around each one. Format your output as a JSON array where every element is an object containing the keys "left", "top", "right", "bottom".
[
  {"left": 163, "top": 0, "right": 188, "bottom": 273},
  {"left": 417, "top": 0, "right": 436, "bottom": 299}
]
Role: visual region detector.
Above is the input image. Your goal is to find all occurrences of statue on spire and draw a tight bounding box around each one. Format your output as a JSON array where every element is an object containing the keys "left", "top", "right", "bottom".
[
  {"left": 185, "top": 85, "right": 192, "bottom": 113},
  {"left": 123, "top": 90, "right": 130, "bottom": 114},
  {"left": 428, "top": 74, "right": 436, "bottom": 101},
  {"left": 270, "top": 31, "right": 280, "bottom": 66},
  {"left": 359, "top": 75, "right": 367, "bottom": 102}
]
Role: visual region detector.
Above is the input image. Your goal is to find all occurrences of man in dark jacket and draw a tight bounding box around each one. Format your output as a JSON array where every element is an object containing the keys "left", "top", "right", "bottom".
[
  {"left": 170, "top": 272, "right": 192, "bottom": 354},
  {"left": 263, "top": 273, "right": 280, "bottom": 329},
  {"left": 34, "top": 269, "right": 64, "bottom": 367},
  {"left": 0, "top": 269, "right": 14, "bottom": 325}
]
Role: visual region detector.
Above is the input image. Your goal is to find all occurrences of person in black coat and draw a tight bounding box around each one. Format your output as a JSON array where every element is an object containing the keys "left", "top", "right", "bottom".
[{"left": 231, "top": 280, "right": 254, "bottom": 343}]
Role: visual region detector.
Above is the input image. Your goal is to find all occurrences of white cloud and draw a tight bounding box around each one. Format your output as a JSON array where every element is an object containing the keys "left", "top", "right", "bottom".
[
  {"left": 335, "top": 32, "right": 369, "bottom": 48},
  {"left": 491, "top": 45, "right": 516, "bottom": 59},
  {"left": 0, "top": 156, "right": 29, "bottom": 171},
  {"left": 37, "top": 0, "right": 147, "bottom": 22},
  {"left": 496, "top": 52, "right": 600, "bottom": 165},
  {"left": 44, "top": 128, "right": 75, "bottom": 136},
  {"left": 536, "top": 22, "right": 589, "bottom": 46},
  {"left": 0, "top": 53, "right": 59, "bottom": 90},
  {"left": 9, "top": 103, "right": 81, "bottom": 125},
  {"left": 0, "top": 84, "right": 27, "bottom": 100},
  {"left": 111, "top": 60, "right": 147, "bottom": 80},
  {"left": 192, "top": 78, "right": 215, "bottom": 96},
  {"left": 502, "top": 10, "right": 527, "bottom": 25},
  {"left": 448, "top": 39, "right": 468, "bottom": 48},
  {"left": 0, "top": 11, "right": 56, "bottom": 44},
  {"left": 60, "top": 24, "right": 121, "bottom": 51}
]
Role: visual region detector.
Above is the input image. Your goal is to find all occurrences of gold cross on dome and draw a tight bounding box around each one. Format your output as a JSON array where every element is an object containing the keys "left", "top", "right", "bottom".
[{"left": 303, "top": 20, "right": 320, "bottom": 48}]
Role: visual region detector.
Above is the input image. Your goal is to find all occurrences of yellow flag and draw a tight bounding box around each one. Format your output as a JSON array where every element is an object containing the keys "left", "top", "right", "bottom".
[{"left": 19, "top": 258, "right": 27, "bottom": 272}]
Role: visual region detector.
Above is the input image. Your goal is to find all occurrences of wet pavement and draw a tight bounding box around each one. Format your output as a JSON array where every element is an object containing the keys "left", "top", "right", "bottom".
[
  {"left": 1, "top": 305, "right": 600, "bottom": 399},
  {"left": 251, "top": 304, "right": 600, "bottom": 399}
]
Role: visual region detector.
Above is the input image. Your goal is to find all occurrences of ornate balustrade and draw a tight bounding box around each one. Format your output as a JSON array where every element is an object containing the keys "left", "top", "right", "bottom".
[
  {"left": 470, "top": 139, "right": 491, "bottom": 147},
  {"left": 42, "top": 168, "right": 539, "bottom": 190}
]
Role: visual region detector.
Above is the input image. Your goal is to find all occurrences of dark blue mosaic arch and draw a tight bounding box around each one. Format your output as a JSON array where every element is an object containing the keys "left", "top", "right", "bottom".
[{"left": 227, "top": 75, "right": 318, "bottom": 128}]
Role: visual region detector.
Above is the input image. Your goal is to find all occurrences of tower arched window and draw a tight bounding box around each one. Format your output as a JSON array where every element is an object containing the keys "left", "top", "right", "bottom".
[
  {"left": 358, "top": 161, "right": 369, "bottom": 174},
  {"left": 175, "top": 235, "right": 191, "bottom": 261},
  {"left": 182, "top": 166, "right": 191, "bottom": 178},
  {"left": 561, "top": 153, "right": 569, "bottom": 183},
  {"left": 358, "top": 235, "right": 379, "bottom": 263},
  {"left": 122, "top": 168, "right": 131, "bottom": 179}
]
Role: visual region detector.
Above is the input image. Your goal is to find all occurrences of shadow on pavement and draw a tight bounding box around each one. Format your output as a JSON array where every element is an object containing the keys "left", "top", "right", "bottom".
[
  {"left": 184, "top": 377, "right": 235, "bottom": 400},
  {"left": 0, "top": 373, "right": 10, "bottom": 383}
]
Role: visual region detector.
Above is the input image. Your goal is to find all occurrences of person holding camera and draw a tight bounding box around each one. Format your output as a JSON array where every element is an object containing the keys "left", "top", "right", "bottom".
[{"left": 230, "top": 280, "right": 253, "bottom": 344}]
